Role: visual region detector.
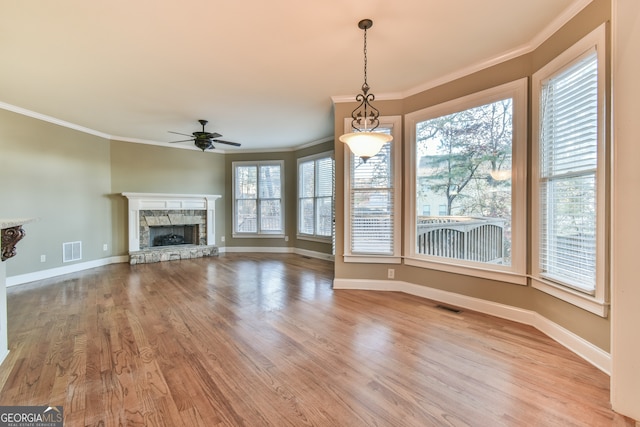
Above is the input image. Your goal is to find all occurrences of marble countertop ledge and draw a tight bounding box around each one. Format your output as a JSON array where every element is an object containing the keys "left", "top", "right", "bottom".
[{"left": 0, "top": 218, "right": 37, "bottom": 229}]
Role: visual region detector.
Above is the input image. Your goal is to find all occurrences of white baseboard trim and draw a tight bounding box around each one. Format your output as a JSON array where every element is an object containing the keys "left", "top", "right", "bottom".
[
  {"left": 333, "top": 278, "right": 611, "bottom": 375},
  {"left": 219, "top": 246, "right": 294, "bottom": 254},
  {"left": 0, "top": 349, "right": 8, "bottom": 366},
  {"left": 293, "top": 248, "right": 335, "bottom": 261},
  {"left": 6, "top": 256, "right": 129, "bottom": 287},
  {"left": 219, "top": 246, "right": 334, "bottom": 261}
]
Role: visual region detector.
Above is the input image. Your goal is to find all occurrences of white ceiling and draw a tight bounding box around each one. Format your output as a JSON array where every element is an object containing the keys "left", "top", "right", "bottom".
[{"left": 0, "top": 0, "right": 588, "bottom": 152}]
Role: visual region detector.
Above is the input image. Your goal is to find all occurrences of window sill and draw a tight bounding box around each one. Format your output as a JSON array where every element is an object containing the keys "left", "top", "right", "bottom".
[
  {"left": 404, "top": 256, "right": 527, "bottom": 286},
  {"left": 343, "top": 254, "right": 402, "bottom": 264},
  {"left": 232, "top": 233, "right": 285, "bottom": 239},
  {"left": 530, "top": 277, "right": 608, "bottom": 317},
  {"left": 297, "top": 235, "right": 332, "bottom": 244}
]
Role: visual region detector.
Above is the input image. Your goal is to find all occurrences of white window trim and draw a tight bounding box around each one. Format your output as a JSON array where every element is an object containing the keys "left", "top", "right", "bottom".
[
  {"left": 531, "top": 24, "right": 608, "bottom": 317},
  {"left": 297, "top": 151, "right": 334, "bottom": 243},
  {"left": 404, "top": 78, "right": 528, "bottom": 285},
  {"left": 232, "top": 160, "right": 285, "bottom": 238},
  {"left": 344, "top": 115, "right": 402, "bottom": 264}
]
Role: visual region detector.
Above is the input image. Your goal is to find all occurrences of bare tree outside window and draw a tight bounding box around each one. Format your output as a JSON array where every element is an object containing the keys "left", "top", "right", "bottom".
[{"left": 415, "top": 99, "right": 513, "bottom": 265}]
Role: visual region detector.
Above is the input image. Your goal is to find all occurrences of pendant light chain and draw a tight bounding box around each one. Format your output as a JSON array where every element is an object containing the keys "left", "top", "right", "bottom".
[
  {"left": 362, "top": 25, "right": 368, "bottom": 90},
  {"left": 339, "top": 18, "right": 393, "bottom": 162}
]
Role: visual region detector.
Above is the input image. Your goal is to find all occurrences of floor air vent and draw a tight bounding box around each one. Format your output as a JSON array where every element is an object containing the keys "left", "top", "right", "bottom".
[
  {"left": 63, "top": 241, "right": 82, "bottom": 262},
  {"left": 435, "top": 304, "right": 462, "bottom": 314}
]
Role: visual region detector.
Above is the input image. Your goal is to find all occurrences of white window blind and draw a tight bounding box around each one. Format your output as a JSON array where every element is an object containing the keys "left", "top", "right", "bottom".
[
  {"left": 539, "top": 50, "right": 598, "bottom": 293},
  {"left": 350, "top": 139, "right": 393, "bottom": 255},
  {"left": 258, "top": 164, "right": 282, "bottom": 232},
  {"left": 299, "top": 161, "right": 315, "bottom": 235},
  {"left": 235, "top": 165, "right": 258, "bottom": 233},
  {"left": 316, "top": 157, "right": 333, "bottom": 237}
]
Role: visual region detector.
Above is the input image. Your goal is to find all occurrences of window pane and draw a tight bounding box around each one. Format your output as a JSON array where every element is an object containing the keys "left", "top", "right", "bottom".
[
  {"left": 259, "top": 165, "right": 281, "bottom": 199},
  {"left": 540, "top": 175, "right": 596, "bottom": 290},
  {"left": 351, "top": 189, "right": 393, "bottom": 254},
  {"left": 541, "top": 54, "right": 598, "bottom": 178},
  {"left": 236, "top": 199, "right": 257, "bottom": 232},
  {"left": 316, "top": 197, "right": 332, "bottom": 237},
  {"left": 415, "top": 98, "right": 513, "bottom": 265},
  {"left": 299, "top": 161, "right": 315, "bottom": 198},
  {"left": 260, "top": 199, "right": 282, "bottom": 232},
  {"left": 316, "top": 157, "right": 333, "bottom": 197},
  {"left": 236, "top": 166, "right": 257, "bottom": 199},
  {"left": 299, "top": 198, "right": 314, "bottom": 235},
  {"left": 352, "top": 143, "right": 392, "bottom": 189}
]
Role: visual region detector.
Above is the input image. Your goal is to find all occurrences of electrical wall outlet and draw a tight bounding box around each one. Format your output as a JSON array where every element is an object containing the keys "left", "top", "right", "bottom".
[
  {"left": 285, "top": 236, "right": 289, "bottom": 242},
  {"left": 221, "top": 236, "right": 225, "bottom": 243},
  {"left": 387, "top": 268, "right": 395, "bottom": 279},
  {"left": 40, "top": 255, "right": 46, "bottom": 263},
  {"left": 103, "top": 244, "right": 108, "bottom": 251}
]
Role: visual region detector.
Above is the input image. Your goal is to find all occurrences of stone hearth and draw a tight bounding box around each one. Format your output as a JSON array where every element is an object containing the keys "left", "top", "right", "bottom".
[{"left": 129, "top": 245, "right": 218, "bottom": 265}]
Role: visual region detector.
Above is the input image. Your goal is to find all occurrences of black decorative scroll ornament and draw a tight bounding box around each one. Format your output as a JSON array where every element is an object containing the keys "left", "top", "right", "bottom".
[{"left": 1, "top": 226, "right": 26, "bottom": 261}]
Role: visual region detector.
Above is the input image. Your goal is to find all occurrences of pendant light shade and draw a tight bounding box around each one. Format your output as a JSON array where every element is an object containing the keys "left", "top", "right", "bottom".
[
  {"left": 340, "top": 19, "right": 392, "bottom": 161},
  {"left": 339, "top": 131, "right": 393, "bottom": 162}
]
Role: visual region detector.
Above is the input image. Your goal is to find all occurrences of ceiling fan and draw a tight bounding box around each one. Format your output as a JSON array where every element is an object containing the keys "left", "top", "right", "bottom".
[{"left": 168, "top": 119, "right": 241, "bottom": 151}]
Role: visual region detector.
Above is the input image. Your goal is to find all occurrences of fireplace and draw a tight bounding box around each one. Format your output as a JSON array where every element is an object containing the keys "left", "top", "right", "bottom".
[{"left": 122, "top": 193, "right": 221, "bottom": 264}]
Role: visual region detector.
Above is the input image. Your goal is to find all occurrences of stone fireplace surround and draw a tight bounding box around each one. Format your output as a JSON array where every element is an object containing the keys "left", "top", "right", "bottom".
[{"left": 122, "top": 193, "right": 221, "bottom": 264}]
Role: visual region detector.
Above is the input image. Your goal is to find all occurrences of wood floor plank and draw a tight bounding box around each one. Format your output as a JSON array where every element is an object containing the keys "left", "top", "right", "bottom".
[{"left": 0, "top": 253, "right": 637, "bottom": 426}]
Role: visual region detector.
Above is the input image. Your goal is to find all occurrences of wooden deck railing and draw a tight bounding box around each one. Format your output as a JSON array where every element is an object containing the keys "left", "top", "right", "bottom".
[{"left": 416, "top": 216, "right": 505, "bottom": 263}]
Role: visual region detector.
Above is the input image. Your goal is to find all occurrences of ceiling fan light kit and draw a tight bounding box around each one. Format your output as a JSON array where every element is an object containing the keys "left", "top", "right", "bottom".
[
  {"left": 168, "top": 119, "right": 241, "bottom": 151},
  {"left": 339, "top": 19, "right": 393, "bottom": 162}
]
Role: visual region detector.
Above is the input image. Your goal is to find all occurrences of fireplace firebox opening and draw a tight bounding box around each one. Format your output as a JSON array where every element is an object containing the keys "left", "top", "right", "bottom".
[{"left": 149, "top": 225, "right": 198, "bottom": 247}]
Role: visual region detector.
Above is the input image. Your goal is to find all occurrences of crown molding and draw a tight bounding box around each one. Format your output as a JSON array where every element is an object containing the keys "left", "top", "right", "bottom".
[{"left": 0, "top": 101, "right": 111, "bottom": 139}]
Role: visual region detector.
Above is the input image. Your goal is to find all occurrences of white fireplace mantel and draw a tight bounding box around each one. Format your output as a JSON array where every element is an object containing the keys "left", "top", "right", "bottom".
[{"left": 122, "top": 193, "right": 221, "bottom": 252}]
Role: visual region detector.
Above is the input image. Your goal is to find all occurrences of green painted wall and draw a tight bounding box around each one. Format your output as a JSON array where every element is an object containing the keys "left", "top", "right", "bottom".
[{"left": 0, "top": 109, "right": 112, "bottom": 276}]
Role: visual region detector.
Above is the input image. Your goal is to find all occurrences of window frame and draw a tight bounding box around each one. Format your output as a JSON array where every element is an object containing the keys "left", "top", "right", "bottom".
[
  {"left": 531, "top": 24, "right": 608, "bottom": 316},
  {"left": 297, "top": 151, "right": 334, "bottom": 243},
  {"left": 232, "top": 160, "right": 285, "bottom": 238},
  {"left": 404, "top": 78, "right": 528, "bottom": 285},
  {"left": 343, "top": 115, "right": 402, "bottom": 264}
]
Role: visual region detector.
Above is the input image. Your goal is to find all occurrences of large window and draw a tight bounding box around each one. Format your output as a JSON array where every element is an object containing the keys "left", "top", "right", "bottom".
[
  {"left": 405, "top": 79, "right": 527, "bottom": 283},
  {"left": 233, "top": 161, "right": 284, "bottom": 236},
  {"left": 298, "top": 153, "right": 334, "bottom": 240},
  {"left": 531, "top": 25, "right": 607, "bottom": 315},
  {"left": 344, "top": 116, "right": 402, "bottom": 263}
]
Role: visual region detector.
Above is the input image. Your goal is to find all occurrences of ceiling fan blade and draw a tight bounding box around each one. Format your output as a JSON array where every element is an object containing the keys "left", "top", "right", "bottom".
[
  {"left": 168, "top": 131, "right": 194, "bottom": 137},
  {"left": 206, "top": 132, "right": 222, "bottom": 139},
  {"left": 212, "top": 139, "right": 241, "bottom": 147},
  {"left": 168, "top": 139, "right": 195, "bottom": 143}
]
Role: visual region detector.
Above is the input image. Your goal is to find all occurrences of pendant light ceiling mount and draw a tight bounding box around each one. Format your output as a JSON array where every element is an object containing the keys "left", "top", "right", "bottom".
[
  {"left": 358, "top": 18, "right": 373, "bottom": 31},
  {"left": 339, "top": 18, "right": 392, "bottom": 162}
]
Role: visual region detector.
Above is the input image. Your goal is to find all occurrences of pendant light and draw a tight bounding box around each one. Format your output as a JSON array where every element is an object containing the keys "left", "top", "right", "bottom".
[{"left": 339, "top": 19, "right": 393, "bottom": 162}]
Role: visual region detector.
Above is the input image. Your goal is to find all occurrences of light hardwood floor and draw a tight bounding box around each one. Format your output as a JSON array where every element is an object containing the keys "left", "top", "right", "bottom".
[{"left": 0, "top": 253, "right": 636, "bottom": 426}]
